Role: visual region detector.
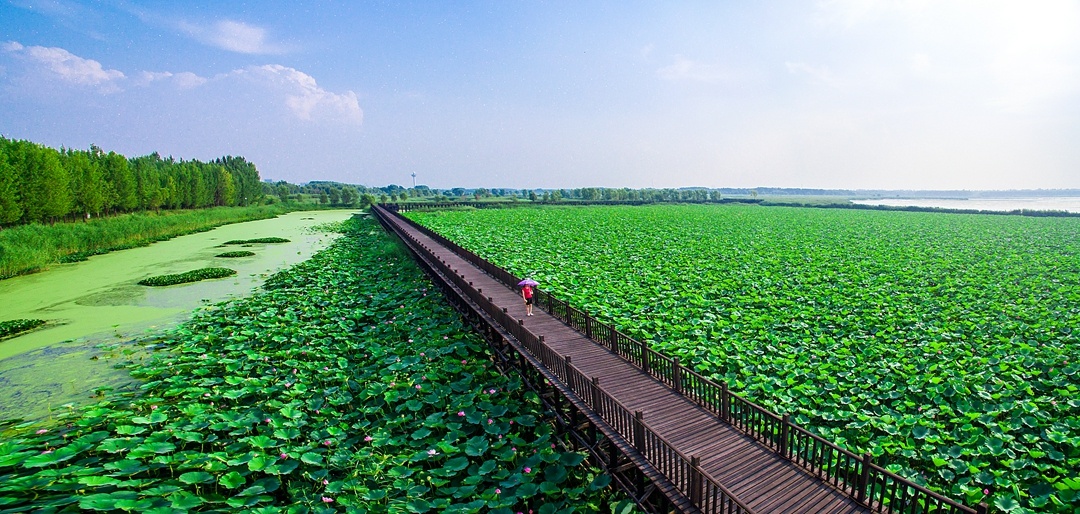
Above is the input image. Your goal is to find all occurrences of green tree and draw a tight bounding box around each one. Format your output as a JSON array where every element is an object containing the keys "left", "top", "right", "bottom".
[
  {"left": 21, "top": 143, "right": 72, "bottom": 223},
  {"left": 99, "top": 150, "right": 137, "bottom": 212},
  {"left": 275, "top": 182, "right": 291, "bottom": 203},
  {"left": 0, "top": 139, "right": 24, "bottom": 225},
  {"left": 214, "top": 167, "right": 237, "bottom": 206},
  {"left": 342, "top": 187, "right": 359, "bottom": 206},
  {"left": 64, "top": 149, "right": 106, "bottom": 219}
]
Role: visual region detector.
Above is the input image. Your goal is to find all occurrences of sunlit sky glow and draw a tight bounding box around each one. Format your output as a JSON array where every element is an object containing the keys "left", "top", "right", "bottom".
[{"left": 2, "top": 1, "right": 1078, "bottom": 190}]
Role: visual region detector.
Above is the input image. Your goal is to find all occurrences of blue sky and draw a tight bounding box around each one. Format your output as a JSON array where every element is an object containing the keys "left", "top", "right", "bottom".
[{"left": 2, "top": 1, "right": 1079, "bottom": 190}]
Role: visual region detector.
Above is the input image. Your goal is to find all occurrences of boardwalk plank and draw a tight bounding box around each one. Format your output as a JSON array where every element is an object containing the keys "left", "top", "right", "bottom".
[{"left": 380, "top": 209, "right": 875, "bottom": 514}]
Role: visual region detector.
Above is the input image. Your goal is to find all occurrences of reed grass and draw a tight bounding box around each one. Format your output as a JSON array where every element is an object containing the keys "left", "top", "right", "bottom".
[{"left": 0, "top": 205, "right": 286, "bottom": 280}]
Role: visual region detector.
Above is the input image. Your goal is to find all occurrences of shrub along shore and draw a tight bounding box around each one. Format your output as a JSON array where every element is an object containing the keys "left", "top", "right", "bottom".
[
  {"left": 0, "top": 215, "right": 620, "bottom": 511},
  {"left": 0, "top": 205, "right": 288, "bottom": 280}
]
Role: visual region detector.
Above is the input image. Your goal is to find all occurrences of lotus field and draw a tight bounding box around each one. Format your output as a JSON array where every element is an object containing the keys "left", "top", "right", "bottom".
[
  {"left": 408, "top": 204, "right": 1080, "bottom": 513},
  {"left": 0, "top": 216, "right": 619, "bottom": 512}
]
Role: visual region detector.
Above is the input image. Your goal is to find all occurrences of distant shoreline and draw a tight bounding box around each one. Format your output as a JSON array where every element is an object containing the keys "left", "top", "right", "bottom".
[{"left": 851, "top": 197, "right": 1080, "bottom": 213}]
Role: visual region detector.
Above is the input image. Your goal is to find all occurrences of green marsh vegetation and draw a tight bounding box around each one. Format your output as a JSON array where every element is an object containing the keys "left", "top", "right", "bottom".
[
  {"left": 222, "top": 237, "right": 291, "bottom": 245},
  {"left": 0, "top": 215, "right": 618, "bottom": 512},
  {"left": 216, "top": 251, "right": 257, "bottom": 258},
  {"left": 0, "top": 319, "right": 45, "bottom": 339},
  {"left": 138, "top": 268, "right": 238, "bottom": 287},
  {"left": 409, "top": 204, "right": 1080, "bottom": 513},
  {"left": 0, "top": 205, "right": 287, "bottom": 280}
]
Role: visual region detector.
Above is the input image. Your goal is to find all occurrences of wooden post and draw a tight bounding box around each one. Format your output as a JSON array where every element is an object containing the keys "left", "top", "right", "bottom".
[
  {"left": 672, "top": 357, "right": 683, "bottom": 394},
  {"left": 780, "top": 414, "right": 791, "bottom": 458},
  {"left": 539, "top": 335, "right": 545, "bottom": 344},
  {"left": 633, "top": 411, "right": 646, "bottom": 454},
  {"left": 721, "top": 382, "right": 729, "bottom": 422},
  {"left": 856, "top": 452, "right": 873, "bottom": 503},
  {"left": 563, "top": 355, "right": 572, "bottom": 382},
  {"left": 584, "top": 312, "right": 593, "bottom": 340},
  {"left": 608, "top": 326, "right": 617, "bottom": 353},
  {"left": 591, "top": 377, "right": 602, "bottom": 415},
  {"left": 690, "top": 456, "right": 703, "bottom": 506},
  {"left": 640, "top": 340, "right": 650, "bottom": 374}
]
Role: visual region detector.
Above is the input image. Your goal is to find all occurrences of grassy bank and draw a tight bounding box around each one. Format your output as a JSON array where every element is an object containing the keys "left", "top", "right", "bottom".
[
  {"left": 0, "top": 215, "right": 620, "bottom": 511},
  {"left": 0, "top": 205, "right": 288, "bottom": 280}
]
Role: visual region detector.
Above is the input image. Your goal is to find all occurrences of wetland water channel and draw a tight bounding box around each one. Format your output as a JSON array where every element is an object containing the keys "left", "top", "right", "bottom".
[{"left": 0, "top": 210, "right": 359, "bottom": 423}]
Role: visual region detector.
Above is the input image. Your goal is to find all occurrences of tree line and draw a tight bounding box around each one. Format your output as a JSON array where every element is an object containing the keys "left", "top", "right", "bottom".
[{"left": 0, "top": 137, "right": 264, "bottom": 226}]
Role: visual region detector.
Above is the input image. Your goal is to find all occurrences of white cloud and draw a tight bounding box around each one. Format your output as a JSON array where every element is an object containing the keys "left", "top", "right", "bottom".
[
  {"left": 1, "top": 41, "right": 358, "bottom": 123},
  {"left": 908, "top": 53, "right": 931, "bottom": 74},
  {"left": 785, "top": 61, "right": 844, "bottom": 87},
  {"left": 234, "top": 65, "right": 363, "bottom": 123},
  {"left": 137, "top": 70, "right": 208, "bottom": 89},
  {"left": 2, "top": 41, "right": 124, "bottom": 92},
  {"left": 813, "top": 0, "right": 1080, "bottom": 113},
  {"left": 656, "top": 55, "right": 726, "bottom": 83},
  {"left": 180, "top": 19, "right": 288, "bottom": 55}
]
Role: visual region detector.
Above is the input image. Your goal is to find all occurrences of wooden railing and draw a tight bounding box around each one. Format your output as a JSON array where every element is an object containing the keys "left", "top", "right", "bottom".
[
  {"left": 375, "top": 206, "right": 753, "bottom": 513},
  {"left": 378, "top": 206, "right": 987, "bottom": 514}
]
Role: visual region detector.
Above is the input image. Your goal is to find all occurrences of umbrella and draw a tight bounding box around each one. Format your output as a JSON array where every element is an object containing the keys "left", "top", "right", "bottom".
[{"left": 518, "top": 278, "right": 538, "bottom": 287}]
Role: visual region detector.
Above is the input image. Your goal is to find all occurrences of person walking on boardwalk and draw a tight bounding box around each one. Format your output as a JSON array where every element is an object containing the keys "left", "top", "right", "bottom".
[{"left": 518, "top": 278, "right": 538, "bottom": 316}]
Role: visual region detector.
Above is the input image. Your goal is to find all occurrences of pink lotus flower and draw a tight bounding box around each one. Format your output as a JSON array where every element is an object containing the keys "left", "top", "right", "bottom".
[
  {"left": 495, "top": 488, "right": 501, "bottom": 494},
  {"left": 322, "top": 497, "right": 334, "bottom": 503},
  {"left": 280, "top": 453, "right": 289, "bottom": 459},
  {"left": 265, "top": 418, "right": 272, "bottom": 424},
  {"left": 524, "top": 467, "right": 531, "bottom": 473},
  {"left": 150, "top": 405, "right": 158, "bottom": 410},
  {"left": 323, "top": 479, "right": 329, "bottom": 485},
  {"left": 364, "top": 436, "right": 373, "bottom": 442},
  {"left": 458, "top": 411, "right": 465, "bottom": 417},
  {"left": 36, "top": 429, "right": 48, "bottom": 434}
]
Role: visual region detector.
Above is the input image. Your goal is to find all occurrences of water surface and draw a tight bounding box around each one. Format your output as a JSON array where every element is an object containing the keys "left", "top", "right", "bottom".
[
  {"left": 852, "top": 197, "right": 1080, "bottom": 213},
  {"left": 0, "top": 209, "right": 358, "bottom": 422}
]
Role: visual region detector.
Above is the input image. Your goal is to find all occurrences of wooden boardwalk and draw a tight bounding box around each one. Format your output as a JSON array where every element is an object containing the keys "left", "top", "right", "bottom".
[{"left": 376, "top": 207, "right": 869, "bottom": 514}]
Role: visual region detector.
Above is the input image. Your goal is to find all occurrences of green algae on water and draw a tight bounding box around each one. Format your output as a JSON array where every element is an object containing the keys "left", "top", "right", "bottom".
[{"left": 0, "top": 210, "right": 359, "bottom": 421}]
